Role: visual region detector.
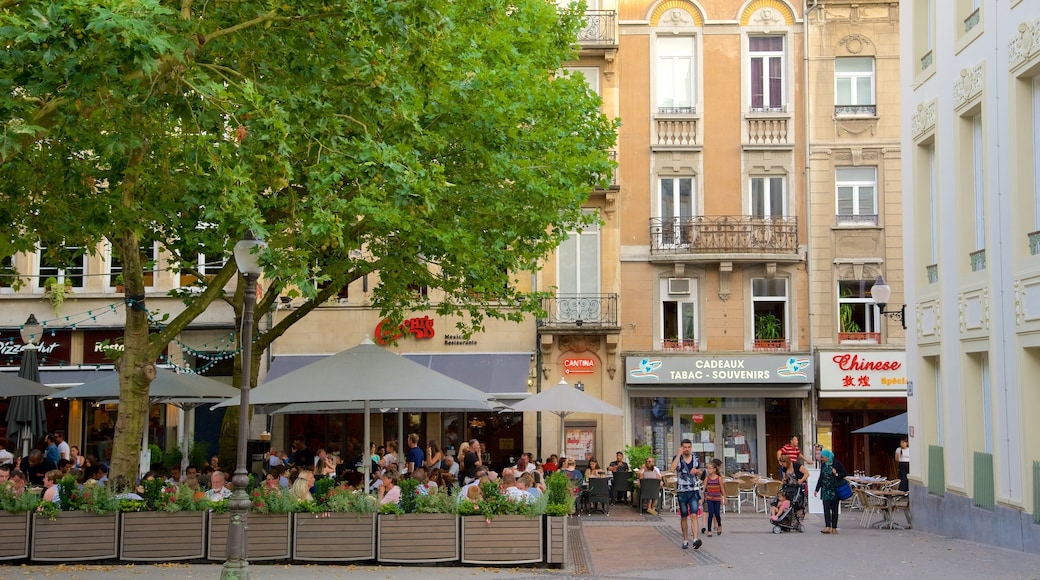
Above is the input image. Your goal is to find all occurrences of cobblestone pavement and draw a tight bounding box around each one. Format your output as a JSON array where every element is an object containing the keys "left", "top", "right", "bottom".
[{"left": 2, "top": 504, "right": 1039, "bottom": 580}]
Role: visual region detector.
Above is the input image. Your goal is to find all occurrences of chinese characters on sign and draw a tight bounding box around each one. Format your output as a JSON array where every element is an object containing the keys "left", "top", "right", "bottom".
[
  {"left": 818, "top": 351, "right": 907, "bottom": 395},
  {"left": 374, "top": 316, "right": 435, "bottom": 345}
]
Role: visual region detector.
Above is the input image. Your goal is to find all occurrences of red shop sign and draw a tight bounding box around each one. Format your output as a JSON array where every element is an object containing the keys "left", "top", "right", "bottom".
[
  {"left": 692, "top": 414, "right": 704, "bottom": 424},
  {"left": 563, "top": 357, "right": 596, "bottom": 375},
  {"left": 375, "top": 316, "right": 435, "bottom": 345}
]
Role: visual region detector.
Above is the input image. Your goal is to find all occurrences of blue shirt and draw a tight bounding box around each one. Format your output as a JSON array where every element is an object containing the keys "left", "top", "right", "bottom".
[
  {"left": 45, "top": 444, "right": 60, "bottom": 465},
  {"left": 406, "top": 446, "right": 425, "bottom": 472}
]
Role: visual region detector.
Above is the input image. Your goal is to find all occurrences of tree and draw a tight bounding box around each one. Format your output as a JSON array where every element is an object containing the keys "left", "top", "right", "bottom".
[{"left": 0, "top": 0, "right": 616, "bottom": 484}]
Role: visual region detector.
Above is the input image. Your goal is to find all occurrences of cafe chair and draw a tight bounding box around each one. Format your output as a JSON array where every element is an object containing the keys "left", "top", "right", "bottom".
[
  {"left": 587, "top": 477, "right": 611, "bottom": 515},
  {"left": 755, "top": 480, "right": 782, "bottom": 513},
  {"left": 638, "top": 478, "right": 662, "bottom": 514},
  {"left": 661, "top": 475, "right": 678, "bottom": 512},
  {"left": 857, "top": 488, "right": 887, "bottom": 528},
  {"left": 722, "top": 480, "right": 741, "bottom": 514},
  {"left": 737, "top": 475, "right": 756, "bottom": 508},
  {"left": 612, "top": 471, "right": 632, "bottom": 504}
]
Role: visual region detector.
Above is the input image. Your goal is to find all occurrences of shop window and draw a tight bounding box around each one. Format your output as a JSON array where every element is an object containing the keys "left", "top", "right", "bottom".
[
  {"left": 37, "top": 242, "right": 86, "bottom": 288},
  {"left": 749, "top": 36, "right": 785, "bottom": 111},
  {"left": 752, "top": 278, "right": 788, "bottom": 350},
  {"left": 838, "top": 280, "right": 880, "bottom": 342}
]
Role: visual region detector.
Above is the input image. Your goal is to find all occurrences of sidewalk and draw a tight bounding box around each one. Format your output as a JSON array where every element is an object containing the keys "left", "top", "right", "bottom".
[{"left": 3, "top": 504, "right": 1039, "bottom": 580}]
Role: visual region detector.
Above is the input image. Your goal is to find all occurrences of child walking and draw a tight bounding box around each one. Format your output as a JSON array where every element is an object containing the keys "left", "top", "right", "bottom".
[{"left": 702, "top": 461, "right": 724, "bottom": 536}]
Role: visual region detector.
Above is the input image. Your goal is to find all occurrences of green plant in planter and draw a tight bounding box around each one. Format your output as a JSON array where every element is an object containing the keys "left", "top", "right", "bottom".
[
  {"left": 458, "top": 480, "right": 541, "bottom": 520},
  {"left": 838, "top": 287, "right": 860, "bottom": 333},
  {"left": 162, "top": 446, "right": 183, "bottom": 471},
  {"left": 162, "top": 483, "right": 212, "bottom": 513},
  {"left": 0, "top": 485, "right": 41, "bottom": 514},
  {"left": 544, "top": 470, "right": 575, "bottom": 516},
  {"left": 754, "top": 313, "right": 783, "bottom": 340},
  {"left": 141, "top": 478, "right": 167, "bottom": 511},
  {"left": 398, "top": 477, "right": 420, "bottom": 514},
  {"left": 59, "top": 477, "right": 120, "bottom": 515},
  {"left": 414, "top": 488, "right": 458, "bottom": 514},
  {"left": 624, "top": 444, "right": 653, "bottom": 481},
  {"left": 43, "top": 277, "right": 73, "bottom": 315},
  {"left": 379, "top": 502, "right": 404, "bottom": 515},
  {"left": 249, "top": 486, "right": 299, "bottom": 514}
]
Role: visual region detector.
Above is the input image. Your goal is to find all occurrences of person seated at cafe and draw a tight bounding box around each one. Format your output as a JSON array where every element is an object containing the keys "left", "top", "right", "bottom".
[
  {"left": 0, "top": 464, "right": 11, "bottom": 484},
  {"left": 638, "top": 456, "right": 662, "bottom": 515},
  {"left": 206, "top": 470, "right": 232, "bottom": 501},
  {"left": 501, "top": 469, "right": 529, "bottom": 502},
  {"left": 181, "top": 475, "right": 201, "bottom": 492},
  {"left": 22, "top": 449, "right": 56, "bottom": 487},
  {"left": 442, "top": 454, "right": 459, "bottom": 478},
  {"left": 7, "top": 469, "right": 27, "bottom": 495},
  {"left": 291, "top": 469, "right": 315, "bottom": 502},
  {"left": 542, "top": 455, "right": 559, "bottom": 474},
  {"left": 608, "top": 451, "right": 629, "bottom": 473},
  {"left": 520, "top": 472, "right": 542, "bottom": 499},
  {"left": 378, "top": 470, "right": 401, "bottom": 506},
  {"left": 411, "top": 466, "right": 432, "bottom": 495},
  {"left": 457, "top": 468, "right": 489, "bottom": 501},
  {"left": 427, "top": 467, "right": 447, "bottom": 492},
  {"left": 562, "top": 458, "right": 584, "bottom": 486},
  {"left": 315, "top": 449, "right": 338, "bottom": 478},
  {"left": 42, "top": 469, "right": 62, "bottom": 504},
  {"left": 465, "top": 483, "right": 483, "bottom": 506},
  {"left": 585, "top": 459, "right": 607, "bottom": 480},
  {"left": 0, "top": 438, "right": 14, "bottom": 466},
  {"left": 56, "top": 458, "right": 72, "bottom": 477},
  {"left": 514, "top": 454, "right": 535, "bottom": 474}
]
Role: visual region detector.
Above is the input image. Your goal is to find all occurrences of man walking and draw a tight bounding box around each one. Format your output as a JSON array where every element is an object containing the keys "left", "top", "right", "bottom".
[
  {"left": 405, "top": 433, "right": 424, "bottom": 475},
  {"left": 670, "top": 438, "right": 702, "bottom": 550}
]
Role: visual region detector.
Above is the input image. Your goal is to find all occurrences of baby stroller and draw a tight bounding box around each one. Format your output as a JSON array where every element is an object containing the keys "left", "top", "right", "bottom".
[{"left": 769, "top": 483, "right": 806, "bottom": 533}]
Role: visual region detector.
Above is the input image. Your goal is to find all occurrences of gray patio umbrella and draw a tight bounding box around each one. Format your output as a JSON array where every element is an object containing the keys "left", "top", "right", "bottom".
[
  {"left": 53, "top": 367, "right": 240, "bottom": 475},
  {"left": 851, "top": 412, "right": 908, "bottom": 436},
  {"left": 6, "top": 346, "right": 48, "bottom": 457},
  {"left": 0, "top": 372, "right": 57, "bottom": 398},
  {"left": 215, "top": 338, "right": 495, "bottom": 484},
  {"left": 508, "top": 378, "right": 623, "bottom": 458}
]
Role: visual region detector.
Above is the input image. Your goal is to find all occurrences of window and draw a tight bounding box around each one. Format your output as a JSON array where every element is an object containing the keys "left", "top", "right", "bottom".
[
  {"left": 835, "top": 57, "right": 875, "bottom": 115},
  {"left": 972, "top": 114, "right": 985, "bottom": 251},
  {"left": 556, "top": 212, "right": 600, "bottom": 321},
  {"left": 179, "top": 253, "right": 227, "bottom": 287},
  {"left": 914, "top": 0, "right": 934, "bottom": 72},
  {"left": 657, "top": 36, "right": 695, "bottom": 113},
  {"left": 752, "top": 278, "right": 788, "bottom": 347},
  {"left": 660, "top": 278, "right": 697, "bottom": 350},
  {"left": 38, "top": 243, "right": 85, "bottom": 288},
  {"left": 836, "top": 167, "right": 877, "bottom": 224},
  {"left": 750, "top": 36, "right": 784, "bottom": 111},
  {"left": 565, "top": 66, "right": 600, "bottom": 95},
  {"left": 837, "top": 280, "right": 879, "bottom": 339},
  {"left": 0, "top": 256, "right": 13, "bottom": 289},
  {"left": 658, "top": 177, "right": 695, "bottom": 246},
  {"left": 751, "top": 176, "right": 785, "bottom": 218},
  {"left": 108, "top": 241, "right": 159, "bottom": 289}
]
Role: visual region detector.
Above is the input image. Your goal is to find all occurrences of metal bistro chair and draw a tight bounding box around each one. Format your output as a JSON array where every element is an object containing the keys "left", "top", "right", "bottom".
[
  {"left": 587, "top": 477, "right": 612, "bottom": 515},
  {"left": 841, "top": 480, "right": 863, "bottom": 512},
  {"left": 755, "top": 480, "right": 782, "bottom": 513},
  {"left": 737, "top": 475, "right": 757, "bottom": 508},
  {"left": 662, "top": 475, "right": 678, "bottom": 512},
  {"left": 857, "top": 488, "right": 887, "bottom": 528},
  {"left": 638, "top": 478, "right": 662, "bottom": 514},
  {"left": 612, "top": 471, "right": 632, "bottom": 504},
  {"left": 722, "top": 480, "right": 741, "bottom": 514}
]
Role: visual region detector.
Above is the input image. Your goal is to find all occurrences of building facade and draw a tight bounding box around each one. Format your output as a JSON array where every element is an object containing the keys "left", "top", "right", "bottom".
[
  {"left": 806, "top": 0, "right": 906, "bottom": 477},
  {"left": 616, "top": 0, "right": 812, "bottom": 476},
  {"left": 901, "top": 0, "right": 1040, "bottom": 553}
]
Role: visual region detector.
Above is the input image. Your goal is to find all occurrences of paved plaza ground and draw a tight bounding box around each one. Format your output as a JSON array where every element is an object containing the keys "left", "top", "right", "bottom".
[{"left": 2, "top": 503, "right": 1038, "bottom": 580}]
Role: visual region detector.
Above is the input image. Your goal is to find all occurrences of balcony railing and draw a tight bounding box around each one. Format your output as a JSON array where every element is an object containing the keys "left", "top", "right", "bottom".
[
  {"left": 576, "top": 10, "right": 617, "bottom": 46},
  {"left": 964, "top": 8, "right": 980, "bottom": 33},
  {"left": 655, "top": 111, "right": 700, "bottom": 147},
  {"left": 926, "top": 264, "right": 938, "bottom": 284},
  {"left": 745, "top": 113, "right": 791, "bottom": 146},
  {"left": 539, "top": 293, "right": 618, "bottom": 328},
  {"left": 662, "top": 338, "right": 698, "bottom": 352},
  {"left": 920, "top": 50, "right": 933, "bottom": 71},
  {"left": 753, "top": 339, "right": 790, "bottom": 352},
  {"left": 649, "top": 215, "right": 799, "bottom": 255},
  {"left": 836, "top": 214, "right": 879, "bottom": 226},
  {"left": 1028, "top": 231, "right": 1040, "bottom": 255},
  {"left": 970, "top": 248, "right": 986, "bottom": 272},
  {"left": 839, "top": 332, "right": 880, "bottom": 343},
  {"left": 835, "top": 105, "right": 877, "bottom": 117}
]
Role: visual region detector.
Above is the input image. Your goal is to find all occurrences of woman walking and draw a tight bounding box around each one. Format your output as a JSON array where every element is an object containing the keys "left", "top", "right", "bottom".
[{"left": 814, "top": 449, "right": 848, "bottom": 534}]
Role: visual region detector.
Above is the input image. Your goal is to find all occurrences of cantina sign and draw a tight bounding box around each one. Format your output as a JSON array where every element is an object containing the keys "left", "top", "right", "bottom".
[{"left": 375, "top": 316, "right": 435, "bottom": 345}]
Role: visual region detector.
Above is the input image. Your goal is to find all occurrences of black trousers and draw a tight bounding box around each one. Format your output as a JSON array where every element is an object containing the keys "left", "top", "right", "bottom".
[
  {"left": 822, "top": 498, "right": 840, "bottom": 528},
  {"left": 898, "top": 462, "right": 910, "bottom": 492}
]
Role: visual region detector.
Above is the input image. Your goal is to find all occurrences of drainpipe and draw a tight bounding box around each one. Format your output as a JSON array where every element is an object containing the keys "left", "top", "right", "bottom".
[
  {"left": 533, "top": 271, "right": 543, "bottom": 460},
  {"left": 803, "top": 0, "right": 819, "bottom": 453}
]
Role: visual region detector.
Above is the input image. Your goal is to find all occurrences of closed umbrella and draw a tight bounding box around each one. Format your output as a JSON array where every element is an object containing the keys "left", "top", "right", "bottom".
[
  {"left": 7, "top": 345, "right": 48, "bottom": 457},
  {"left": 508, "top": 378, "right": 623, "bottom": 458},
  {"left": 851, "top": 412, "right": 908, "bottom": 436}
]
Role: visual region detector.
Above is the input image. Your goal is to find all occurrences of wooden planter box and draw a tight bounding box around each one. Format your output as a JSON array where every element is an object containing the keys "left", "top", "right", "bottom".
[
  {"left": 0, "top": 512, "right": 29, "bottom": 560},
  {"left": 31, "top": 511, "right": 118, "bottom": 561},
  {"left": 207, "top": 512, "right": 291, "bottom": 561},
  {"left": 461, "top": 515, "right": 543, "bottom": 565},
  {"left": 120, "top": 511, "right": 207, "bottom": 561},
  {"left": 545, "top": 515, "right": 567, "bottom": 565},
  {"left": 377, "top": 513, "right": 458, "bottom": 563},
  {"left": 292, "top": 512, "right": 375, "bottom": 562}
]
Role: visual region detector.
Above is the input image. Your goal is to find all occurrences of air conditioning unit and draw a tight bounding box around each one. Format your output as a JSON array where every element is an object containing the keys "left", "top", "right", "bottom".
[{"left": 668, "top": 277, "right": 692, "bottom": 295}]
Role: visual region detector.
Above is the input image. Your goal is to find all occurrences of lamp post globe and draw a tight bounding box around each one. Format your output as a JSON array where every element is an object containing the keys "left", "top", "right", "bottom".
[
  {"left": 222, "top": 232, "right": 265, "bottom": 580},
  {"left": 20, "top": 314, "right": 42, "bottom": 346}
]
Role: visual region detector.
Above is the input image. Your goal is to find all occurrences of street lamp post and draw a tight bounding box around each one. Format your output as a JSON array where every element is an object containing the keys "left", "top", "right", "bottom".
[
  {"left": 222, "top": 232, "right": 265, "bottom": 580},
  {"left": 17, "top": 314, "right": 42, "bottom": 456},
  {"left": 869, "top": 276, "right": 906, "bottom": 330}
]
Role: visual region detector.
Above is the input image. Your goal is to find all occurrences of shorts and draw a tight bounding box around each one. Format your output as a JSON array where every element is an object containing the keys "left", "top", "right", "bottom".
[{"left": 677, "top": 490, "right": 700, "bottom": 518}]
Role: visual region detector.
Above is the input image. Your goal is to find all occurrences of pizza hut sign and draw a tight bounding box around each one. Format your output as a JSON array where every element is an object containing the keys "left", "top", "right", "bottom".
[{"left": 375, "top": 316, "right": 435, "bottom": 345}]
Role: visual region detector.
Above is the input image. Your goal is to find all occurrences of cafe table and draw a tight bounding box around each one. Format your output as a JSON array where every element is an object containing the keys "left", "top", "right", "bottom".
[{"left": 869, "top": 489, "right": 910, "bottom": 529}]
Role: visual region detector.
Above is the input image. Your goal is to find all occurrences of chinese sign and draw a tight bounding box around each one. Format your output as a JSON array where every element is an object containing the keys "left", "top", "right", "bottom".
[
  {"left": 374, "top": 316, "right": 435, "bottom": 345},
  {"left": 818, "top": 350, "right": 907, "bottom": 396}
]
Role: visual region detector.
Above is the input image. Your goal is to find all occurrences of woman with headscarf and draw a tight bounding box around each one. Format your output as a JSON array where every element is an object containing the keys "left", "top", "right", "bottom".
[{"left": 814, "top": 449, "right": 848, "bottom": 534}]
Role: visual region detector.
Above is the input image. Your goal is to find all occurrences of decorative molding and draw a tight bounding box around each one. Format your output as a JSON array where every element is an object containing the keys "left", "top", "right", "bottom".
[
  {"left": 558, "top": 334, "right": 599, "bottom": 353},
  {"left": 718, "top": 261, "right": 732, "bottom": 301},
  {"left": 952, "top": 63, "right": 984, "bottom": 112},
  {"left": 836, "top": 120, "right": 877, "bottom": 137},
  {"left": 837, "top": 34, "right": 875, "bottom": 56},
  {"left": 911, "top": 99, "right": 937, "bottom": 140},
  {"left": 740, "top": 0, "right": 795, "bottom": 27},
  {"left": 649, "top": 1, "right": 704, "bottom": 27},
  {"left": 1009, "top": 18, "right": 1040, "bottom": 73}
]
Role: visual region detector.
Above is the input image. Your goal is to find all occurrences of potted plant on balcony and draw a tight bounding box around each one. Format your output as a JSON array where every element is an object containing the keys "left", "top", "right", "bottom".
[
  {"left": 544, "top": 470, "right": 574, "bottom": 565},
  {"left": 207, "top": 484, "right": 294, "bottom": 561},
  {"left": 32, "top": 475, "right": 120, "bottom": 561},
  {"left": 43, "top": 276, "right": 73, "bottom": 315},
  {"left": 120, "top": 479, "right": 210, "bottom": 561},
  {"left": 293, "top": 478, "right": 378, "bottom": 562},
  {"left": 377, "top": 478, "right": 460, "bottom": 563},
  {"left": 459, "top": 480, "right": 546, "bottom": 565},
  {"left": 754, "top": 312, "right": 785, "bottom": 350},
  {"left": 0, "top": 483, "right": 38, "bottom": 560}
]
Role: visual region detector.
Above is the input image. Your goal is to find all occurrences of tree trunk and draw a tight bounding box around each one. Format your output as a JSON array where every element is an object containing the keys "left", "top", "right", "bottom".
[{"left": 109, "top": 231, "right": 153, "bottom": 487}]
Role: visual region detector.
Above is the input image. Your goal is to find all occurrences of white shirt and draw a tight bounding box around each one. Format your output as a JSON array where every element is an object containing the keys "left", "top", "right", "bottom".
[
  {"left": 206, "top": 487, "right": 232, "bottom": 501},
  {"left": 446, "top": 461, "right": 459, "bottom": 477},
  {"left": 0, "top": 449, "right": 14, "bottom": 466},
  {"left": 897, "top": 447, "right": 910, "bottom": 462},
  {"left": 57, "top": 441, "right": 70, "bottom": 461}
]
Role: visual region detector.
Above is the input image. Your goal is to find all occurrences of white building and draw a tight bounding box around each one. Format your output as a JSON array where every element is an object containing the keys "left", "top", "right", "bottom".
[{"left": 901, "top": 0, "right": 1040, "bottom": 553}]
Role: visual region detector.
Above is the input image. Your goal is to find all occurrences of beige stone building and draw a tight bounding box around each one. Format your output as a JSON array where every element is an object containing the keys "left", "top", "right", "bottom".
[{"left": 805, "top": 1, "right": 906, "bottom": 477}]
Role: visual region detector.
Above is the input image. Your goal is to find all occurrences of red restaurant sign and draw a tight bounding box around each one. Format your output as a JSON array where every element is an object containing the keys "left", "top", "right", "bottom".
[
  {"left": 375, "top": 316, "right": 435, "bottom": 345},
  {"left": 563, "top": 356, "right": 596, "bottom": 375}
]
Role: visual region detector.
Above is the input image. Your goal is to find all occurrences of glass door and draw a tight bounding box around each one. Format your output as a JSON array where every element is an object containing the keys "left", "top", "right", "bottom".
[
  {"left": 722, "top": 414, "right": 759, "bottom": 474},
  {"left": 677, "top": 411, "right": 716, "bottom": 469}
]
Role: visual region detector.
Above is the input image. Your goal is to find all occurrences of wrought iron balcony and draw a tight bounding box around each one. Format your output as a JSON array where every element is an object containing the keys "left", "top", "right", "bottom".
[
  {"left": 649, "top": 216, "right": 799, "bottom": 256},
  {"left": 539, "top": 294, "right": 619, "bottom": 330},
  {"left": 662, "top": 338, "right": 698, "bottom": 352},
  {"left": 576, "top": 10, "right": 617, "bottom": 47},
  {"left": 834, "top": 105, "right": 877, "bottom": 117}
]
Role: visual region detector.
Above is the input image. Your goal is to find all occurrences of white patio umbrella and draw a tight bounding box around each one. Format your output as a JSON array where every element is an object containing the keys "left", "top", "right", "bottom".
[
  {"left": 215, "top": 338, "right": 494, "bottom": 484},
  {"left": 508, "top": 378, "right": 623, "bottom": 458}
]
